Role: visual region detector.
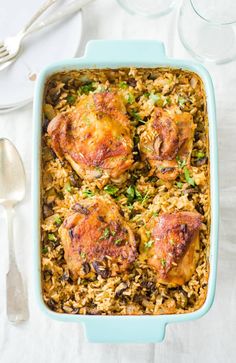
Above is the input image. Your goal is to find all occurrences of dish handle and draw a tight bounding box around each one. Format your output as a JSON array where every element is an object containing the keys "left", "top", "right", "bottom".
[
  {"left": 83, "top": 39, "right": 166, "bottom": 63},
  {"left": 83, "top": 318, "right": 166, "bottom": 343}
]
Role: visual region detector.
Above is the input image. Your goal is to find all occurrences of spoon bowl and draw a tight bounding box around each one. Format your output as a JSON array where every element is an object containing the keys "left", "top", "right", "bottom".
[{"left": 0, "top": 138, "right": 25, "bottom": 205}]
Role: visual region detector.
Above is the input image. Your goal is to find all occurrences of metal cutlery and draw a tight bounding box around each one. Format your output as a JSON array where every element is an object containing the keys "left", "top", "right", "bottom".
[
  {"left": 0, "top": 0, "right": 58, "bottom": 65},
  {"left": 0, "top": 0, "right": 94, "bottom": 70},
  {"left": 0, "top": 138, "right": 28, "bottom": 322}
]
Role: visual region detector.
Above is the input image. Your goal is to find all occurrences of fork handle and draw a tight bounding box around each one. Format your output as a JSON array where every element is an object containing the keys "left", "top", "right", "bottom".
[
  {"left": 27, "top": 0, "right": 94, "bottom": 35},
  {"left": 19, "top": 0, "right": 58, "bottom": 37}
]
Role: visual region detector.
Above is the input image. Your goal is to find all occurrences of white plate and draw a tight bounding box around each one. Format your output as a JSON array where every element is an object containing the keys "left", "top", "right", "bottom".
[{"left": 0, "top": 0, "right": 83, "bottom": 109}]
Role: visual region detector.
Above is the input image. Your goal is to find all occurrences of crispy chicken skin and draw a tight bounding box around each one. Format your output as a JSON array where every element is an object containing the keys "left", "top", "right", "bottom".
[
  {"left": 139, "top": 108, "right": 195, "bottom": 180},
  {"left": 141, "top": 211, "right": 202, "bottom": 285},
  {"left": 59, "top": 196, "right": 137, "bottom": 279},
  {"left": 47, "top": 92, "right": 133, "bottom": 188}
]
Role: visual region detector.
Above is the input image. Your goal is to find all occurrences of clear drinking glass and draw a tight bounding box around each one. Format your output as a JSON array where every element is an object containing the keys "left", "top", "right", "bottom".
[
  {"left": 178, "top": 0, "right": 236, "bottom": 64},
  {"left": 117, "top": 0, "right": 177, "bottom": 18}
]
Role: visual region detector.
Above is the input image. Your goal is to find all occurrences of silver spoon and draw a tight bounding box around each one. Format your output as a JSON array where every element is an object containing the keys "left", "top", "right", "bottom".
[{"left": 0, "top": 138, "right": 28, "bottom": 322}]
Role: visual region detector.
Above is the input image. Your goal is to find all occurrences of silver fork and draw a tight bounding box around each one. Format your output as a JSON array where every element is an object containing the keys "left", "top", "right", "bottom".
[{"left": 0, "top": 0, "right": 58, "bottom": 64}]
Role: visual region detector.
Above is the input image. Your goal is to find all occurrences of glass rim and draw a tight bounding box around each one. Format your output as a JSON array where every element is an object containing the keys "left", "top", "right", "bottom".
[
  {"left": 190, "top": 0, "right": 236, "bottom": 25},
  {"left": 116, "top": 0, "right": 176, "bottom": 19},
  {"left": 178, "top": 6, "right": 236, "bottom": 64}
]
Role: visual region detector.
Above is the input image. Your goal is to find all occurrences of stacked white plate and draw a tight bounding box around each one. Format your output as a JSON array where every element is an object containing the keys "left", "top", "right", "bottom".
[{"left": 0, "top": 0, "right": 83, "bottom": 112}]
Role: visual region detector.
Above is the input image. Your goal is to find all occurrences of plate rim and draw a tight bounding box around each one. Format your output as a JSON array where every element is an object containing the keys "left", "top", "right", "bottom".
[{"left": 0, "top": 9, "right": 84, "bottom": 110}]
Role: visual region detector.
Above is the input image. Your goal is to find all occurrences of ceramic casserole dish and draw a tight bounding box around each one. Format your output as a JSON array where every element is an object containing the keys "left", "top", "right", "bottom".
[{"left": 33, "top": 40, "right": 219, "bottom": 343}]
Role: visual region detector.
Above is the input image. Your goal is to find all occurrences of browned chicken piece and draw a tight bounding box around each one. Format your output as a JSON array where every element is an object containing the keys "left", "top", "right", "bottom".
[
  {"left": 47, "top": 92, "right": 133, "bottom": 188},
  {"left": 140, "top": 211, "right": 202, "bottom": 285},
  {"left": 59, "top": 196, "right": 137, "bottom": 279},
  {"left": 139, "top": 108, "right": 195, "bottom": 181}
]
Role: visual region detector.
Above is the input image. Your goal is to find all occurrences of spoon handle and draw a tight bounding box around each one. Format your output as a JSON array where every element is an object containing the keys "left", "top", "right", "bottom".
[{"left": 5, "top": 206, "right": 29, "bottom": 323}]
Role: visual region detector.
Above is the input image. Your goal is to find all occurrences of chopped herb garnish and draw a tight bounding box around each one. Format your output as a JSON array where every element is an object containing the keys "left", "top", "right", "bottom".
[
  {"left": 126, "top": 93, "right": 135, "bottom": 104},
  {"left": 119, "top": 81, "right": 128, "bottom": 89},
  {"left": 144, "top": 240, "right": 154, "bottom": 249},
  {"left": 196, "top": 151, "right": 205, "bottom": 159},
  {"left": 54, "top": 215, "right": 62, "bottom": 226},
  {"left": 148, "top": 92, "right": 160, "bottom": 105},
  {"left": 135, "top": 188, "right": 143, "bottom": 201},
  {"left": 149, "top": 93, "right": 159, "bottom": 104},
  {"left": 126, "top": 185, "right": 148, "bottom": 204},
  {"left": 144, "top": 92, "right": 150, "bottom": 98},
  {"left": 178, "top": 96, "right": 186, "bottom": 107},
  {"left": 67, "top": 95, "right": 76, "bottom": 105},
  {"left": 111, "top": 230, "right": 116, "bottom": 236},
  {"left": 163, "top": 96, "right": 171, "bottom": 106},
  {"left": 146, "top": 230, "right": 151, "bottom": 238},
  {"left": 99, "top": 227, "right": 110, "bottom": 240},
  {"left": 161, "top": 258, "right": 166, "bottom": 267},
  {"left": 115, "top": 238, "right": 123, "bottom": 245},
  {"left": 48, "top": 233, "right": 57, "bottom": 241},
  {"left": 153, "top": 211, "right": 159, "bottom": 217},
  {"left": 65, "top": 182, "right": 72, "bottom": 193},
  {"left": 129, "top": 110, "right": 144, "bottom": 123},
  {"left": 78, "top": 83, "right": 95, "bottom": 95},
  {"left": 104, "top": 184, "right": 119, "bottom": 195},
  {"left": 126, "top": 185, "right": 135, "bottom": 202},
  {"left": 184, "top": 167, "right": 195, "bottom": 186},
  {"left": 176, "top": 156, "right": 186, "bottom": 169},
  {"left": 148, "top": 92, "right": 164, "bottom": 107},
  {"left": 82, "top": 189, "right": 95, "bottom": 197},
  {"left": 42, "top": 247, "right": 48, "bottom": 254},
  {"left": 80, "top": 251, "right": 86, "bottom": 258},
  {"left": 176, "top": 181, "right": 183, "bottom": 189}
]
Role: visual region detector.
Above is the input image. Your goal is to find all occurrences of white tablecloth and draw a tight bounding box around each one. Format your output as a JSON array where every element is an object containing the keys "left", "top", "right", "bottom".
[{"left": 0, "top": 1, "right": 235, "bottom": 362}]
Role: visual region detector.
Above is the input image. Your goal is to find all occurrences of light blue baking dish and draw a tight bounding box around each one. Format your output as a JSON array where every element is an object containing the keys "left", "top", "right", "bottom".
[{"left": 32, "top": 40, "right": 219, "bottom": 343}]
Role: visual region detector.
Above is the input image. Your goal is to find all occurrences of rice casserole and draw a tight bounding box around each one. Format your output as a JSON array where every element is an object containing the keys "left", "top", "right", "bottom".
[{"left": 41, "top": 67, "right": 210, "bottom": 316}]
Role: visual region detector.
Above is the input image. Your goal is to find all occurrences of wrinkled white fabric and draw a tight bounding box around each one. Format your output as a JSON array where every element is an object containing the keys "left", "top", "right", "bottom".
[{"left": 0, "top": 1, "right": 235, "bottom": 362}]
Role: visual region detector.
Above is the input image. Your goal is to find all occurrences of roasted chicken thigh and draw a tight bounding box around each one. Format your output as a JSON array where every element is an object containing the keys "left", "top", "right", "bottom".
[
  {"left": 139, "top": 108, "right": 195, "bottom": 180},
  {"left": 59, "top": 196, "right": 137, "bottom": 279},
  {"left": 48, "top": 92, "right": 134, "bottom": 187},
  {"left": 140, "top": 211, "right": 202, "bottom": 285}
]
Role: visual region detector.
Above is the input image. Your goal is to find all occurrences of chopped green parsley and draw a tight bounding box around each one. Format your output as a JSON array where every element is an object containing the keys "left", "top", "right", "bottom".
[
  {"left": 144, "top": 240, "right": 154, "bottom": 249},
  {"left": 184, "top": 167, "right": 195, "bottom": 186},
  {"left": 114, "top": 238, "right": 123, "bottom": 245},
  {"left": 67, "top": 95, "right": 76, "bottom": 105},
  {"left": 119, "top": 81, "right": 128, "bottom": 89},
  {"left": 82, "top": 189, "right": 95, "bottom": 198},
  {"left": 104, "top": 184, "right": 119, "bottom": 195},
  {"left": 54, "top": 215, "right": 62, "bottom": 226},
  {"left": 99, "top": 227, "right": 110, "bottom": 240},
  {"left": 48, "top": 233, "right": 57, "bottom": 242}
]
